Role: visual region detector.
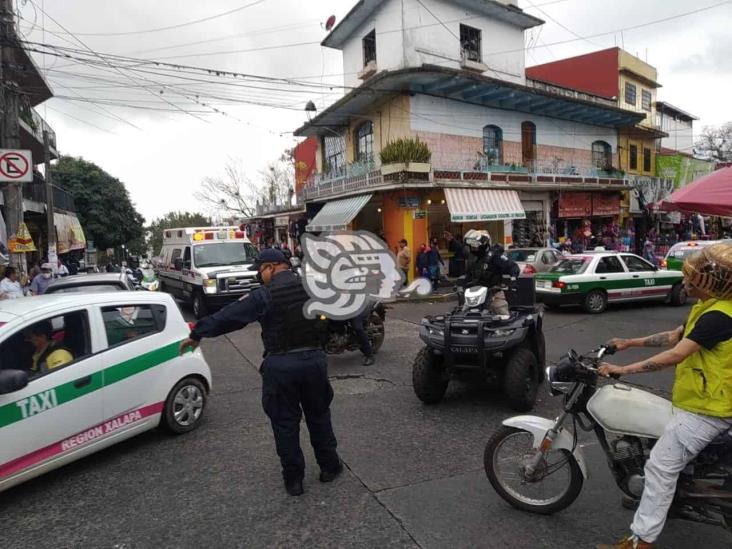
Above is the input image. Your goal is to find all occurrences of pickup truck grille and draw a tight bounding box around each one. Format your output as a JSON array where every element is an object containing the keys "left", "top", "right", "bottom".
[{"left": 218, "top": 276, "right": 259, "bottom": 294}]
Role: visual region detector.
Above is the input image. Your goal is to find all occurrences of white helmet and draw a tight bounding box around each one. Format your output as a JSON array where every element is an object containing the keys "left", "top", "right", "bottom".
[{"left": 464, "top": 229, "right": 491, "bottom": 249}]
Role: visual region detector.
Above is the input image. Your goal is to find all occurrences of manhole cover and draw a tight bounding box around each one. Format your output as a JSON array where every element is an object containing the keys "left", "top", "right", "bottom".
[{"left": 330, "top": 376, "right": 390, "bottom": 395}]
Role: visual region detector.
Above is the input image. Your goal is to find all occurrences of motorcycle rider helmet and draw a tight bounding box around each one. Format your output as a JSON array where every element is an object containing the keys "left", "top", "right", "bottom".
[
  {"left": 464, "top": 229, "right": 491, "bottom": 250},
  {"left": 682, "top": 242, "right": 732, "bottom": 299}
]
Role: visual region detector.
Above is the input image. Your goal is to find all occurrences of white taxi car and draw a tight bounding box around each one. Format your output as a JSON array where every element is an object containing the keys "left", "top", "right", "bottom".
[{"left": 0, "top": 292, "right": 211, "bottom": 494}]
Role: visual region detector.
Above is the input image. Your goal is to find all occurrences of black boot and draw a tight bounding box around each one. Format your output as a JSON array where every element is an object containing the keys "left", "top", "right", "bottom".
[
  {"left": 319, "top": 462, "right": 344, "bottom": 483},
  {"left": 285, "top": 478, "right": 304, "bottom": 496}
]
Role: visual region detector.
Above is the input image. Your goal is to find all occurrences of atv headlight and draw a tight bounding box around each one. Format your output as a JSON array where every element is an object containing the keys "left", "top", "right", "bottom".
[
  {"left": 489, "top": 328, "right": 516, "bottom": 338},
  {"left": 428, "top": 327, "right": 444, "bottom": 337}
]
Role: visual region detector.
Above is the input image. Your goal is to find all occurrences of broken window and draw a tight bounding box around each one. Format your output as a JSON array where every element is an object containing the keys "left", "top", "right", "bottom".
[{"left": 460, "top": 24, "right": 482, "bottom": 63}]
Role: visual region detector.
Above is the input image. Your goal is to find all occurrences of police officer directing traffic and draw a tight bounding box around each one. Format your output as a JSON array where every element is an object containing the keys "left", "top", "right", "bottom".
[{"left": 179, "top": 248, "right": 342, "bottom": 496}]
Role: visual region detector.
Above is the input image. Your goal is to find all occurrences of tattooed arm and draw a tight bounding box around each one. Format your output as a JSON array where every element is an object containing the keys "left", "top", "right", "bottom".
[
  {"left": 607, "top": 325, "right": 684, "bottom": 351},
  {"left": 599, "top": 338, "right": 701, "bottom": 377}
]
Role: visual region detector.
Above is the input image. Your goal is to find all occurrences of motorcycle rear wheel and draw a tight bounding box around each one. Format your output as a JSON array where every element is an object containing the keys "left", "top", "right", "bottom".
[
  {"left": 368, "top": 313, "right": 385, "bottom": 353},
  {"left": 484, "top": 425, "right": 584, "bottom": 515}
]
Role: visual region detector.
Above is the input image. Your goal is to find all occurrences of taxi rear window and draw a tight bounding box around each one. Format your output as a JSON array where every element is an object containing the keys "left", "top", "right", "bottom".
[
  {"left": 668, "top": 247, "right": 703, "bottom": 260},
  {"left": 550, "top": 258, "right": 590, "bottom": 275}
]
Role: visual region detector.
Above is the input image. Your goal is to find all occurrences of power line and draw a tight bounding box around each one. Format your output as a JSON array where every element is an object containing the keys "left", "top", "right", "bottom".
[
  {"left": 44, "top": 104, "right": 118, "bottom": 135},
  {"left": 32, "top": 0, "right": 270, "bottom": 37},
  {"left": 524, "top": 0, "right": 604, "bottom": 49}
]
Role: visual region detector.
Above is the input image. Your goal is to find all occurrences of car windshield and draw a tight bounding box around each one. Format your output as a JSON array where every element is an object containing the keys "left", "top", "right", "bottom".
[
  {"left": 507, "top": 250, "right": 538, "bottom": 262},
  {"left": 193, "top": 242, "right": 258, "bottom": 268},
  {"left": 48, "top": 284, "right": 123, "bottom": 294},
  {"left": 550, "top": 258, "right": 590, "bottom": 275}
]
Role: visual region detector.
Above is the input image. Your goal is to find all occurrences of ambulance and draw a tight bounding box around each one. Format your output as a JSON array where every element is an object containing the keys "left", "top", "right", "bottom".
[{"left": 158, "top": 227, "right": 259, "bottom": 318}]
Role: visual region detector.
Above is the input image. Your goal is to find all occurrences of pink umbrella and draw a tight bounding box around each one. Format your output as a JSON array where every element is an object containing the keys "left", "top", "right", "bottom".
[{"left": 664, "top": 167, "right": 732, "bottom": 217}]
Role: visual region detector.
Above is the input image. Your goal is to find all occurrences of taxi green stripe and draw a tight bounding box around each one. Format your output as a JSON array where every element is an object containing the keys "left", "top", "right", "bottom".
[{"left": 0, "top": 341, "right": 182, "bottom": 430}]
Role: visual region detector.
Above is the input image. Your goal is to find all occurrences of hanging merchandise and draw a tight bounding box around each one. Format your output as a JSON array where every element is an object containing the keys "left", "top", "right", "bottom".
[{"left": 8, "top": 222, "right": 37, "bottom": 253}]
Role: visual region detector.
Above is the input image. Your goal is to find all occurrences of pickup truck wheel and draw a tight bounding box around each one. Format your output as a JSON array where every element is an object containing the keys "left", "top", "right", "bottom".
[
  {"left": 503, "top": 347, "right": 539, "bottom": 412},
  {"left": 412, "top": 347, "right": 447, "bottom": 404},
  {"left": 669, "top": 283, "right": 687, "bottom": 306},
  {"left": 161, "top": 377, "right": 207, "bottom": 434},
  {"left": 192, "top": 292, "right": 208, "bottom": 320}
]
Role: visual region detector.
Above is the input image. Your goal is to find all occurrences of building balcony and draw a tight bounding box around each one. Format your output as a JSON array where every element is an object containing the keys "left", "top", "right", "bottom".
[
  {"left": 19, "top": 107, "right": 58, "bottom": 165},
  {"left": 302, "top": 160, "right": 672, "bottom": 202},
  {"left": 21, "top": 174, "right": 76, "bottom": 214}
]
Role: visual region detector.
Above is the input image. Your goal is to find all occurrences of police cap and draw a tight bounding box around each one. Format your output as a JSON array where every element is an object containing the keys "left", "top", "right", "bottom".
[{"left": 253, "top": 248, "right": 288, "bottom": 269}]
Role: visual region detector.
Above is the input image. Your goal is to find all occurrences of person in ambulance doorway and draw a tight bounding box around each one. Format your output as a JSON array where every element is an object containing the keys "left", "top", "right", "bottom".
[
  {"left": 26, "top": 321, "right": 74, "bottom": 377},
  {"left": 179, "top": 248, "right": 342, "bottom": 497},
  {"left": 597, "top": 241, "right": 732, "bottom": 549}
]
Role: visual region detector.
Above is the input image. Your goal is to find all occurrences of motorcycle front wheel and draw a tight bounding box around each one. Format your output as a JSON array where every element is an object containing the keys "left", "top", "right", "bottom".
[{"left": 484, "top": 426, "right": 584, "bottom": 515}]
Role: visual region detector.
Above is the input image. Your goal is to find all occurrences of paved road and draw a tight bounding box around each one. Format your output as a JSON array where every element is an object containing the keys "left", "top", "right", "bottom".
[{"left": 2, "top": 299, "right": 731, "bottom": 548}]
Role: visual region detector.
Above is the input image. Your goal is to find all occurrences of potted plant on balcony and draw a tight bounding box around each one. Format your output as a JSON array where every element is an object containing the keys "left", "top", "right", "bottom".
[
  {"left": 379, "top": 137, "right": 432, "bottom": 178},
  {"left": 597, "top": 164, "right": 625, "bottom": 178}
]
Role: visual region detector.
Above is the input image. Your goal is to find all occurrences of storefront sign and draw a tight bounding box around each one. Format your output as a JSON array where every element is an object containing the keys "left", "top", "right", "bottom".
[
  {"left": 275, "top": 216, "right": 289, "bottom": 226},
  {"left": 399, "top": 197, "right": 420, "bottom": 209},
  {"left": 413, "top": 209, "right": 427, "bottom": 219},
  {"left": 558, "top": 193, "right": 592, "bottom": 218},
  {"left": 592, "top": 194, "right": 620, "bottom": 217}
]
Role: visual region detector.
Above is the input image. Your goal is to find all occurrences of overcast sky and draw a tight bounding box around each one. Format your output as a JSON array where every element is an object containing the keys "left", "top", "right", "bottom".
[{"left": 19, "top": 0, "right": 732, "bottom": 222}]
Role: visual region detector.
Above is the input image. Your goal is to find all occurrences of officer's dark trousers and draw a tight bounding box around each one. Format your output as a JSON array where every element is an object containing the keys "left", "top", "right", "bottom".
[{"left": 261, "top": 350, "right": 340, "bottom": 482}]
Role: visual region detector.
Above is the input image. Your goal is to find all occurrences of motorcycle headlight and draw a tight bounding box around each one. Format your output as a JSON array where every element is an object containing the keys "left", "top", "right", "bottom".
[{"left": 148, "top": 281, "right": 159, "bottom": 291}]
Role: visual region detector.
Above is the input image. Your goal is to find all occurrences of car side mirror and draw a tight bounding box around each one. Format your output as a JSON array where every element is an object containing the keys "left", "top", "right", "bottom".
[
  {"left": 0, "top": 369, "right": 29, "bottom": 395},
  {"left": 173, "top": 258, "right": 183, "bottom": 271}
]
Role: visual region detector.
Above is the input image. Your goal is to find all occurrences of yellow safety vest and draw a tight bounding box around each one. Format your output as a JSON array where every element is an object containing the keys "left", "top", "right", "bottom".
[{"left": 672, "top": 298, "right": 732, "bottom": 417}]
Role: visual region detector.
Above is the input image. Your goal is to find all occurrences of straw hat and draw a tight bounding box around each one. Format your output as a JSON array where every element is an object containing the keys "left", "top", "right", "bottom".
[{"left": 682, "top": 242, "right": 732, "bottom": 299}]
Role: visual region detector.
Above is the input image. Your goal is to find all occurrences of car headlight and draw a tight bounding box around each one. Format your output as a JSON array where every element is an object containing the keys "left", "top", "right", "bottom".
[
  {"left": 489, "top": 328, "right": 516, "bottom": 338},
  {"left": 203, "top": 278, "right": 217, "bottom": 294}
]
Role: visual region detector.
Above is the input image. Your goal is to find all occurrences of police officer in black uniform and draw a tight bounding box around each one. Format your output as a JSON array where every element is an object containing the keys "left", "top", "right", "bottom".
[
  {"left": 464, "top": 243, "right": 520, "bottom": 315},
  {"left": 179, "top": 248, "right": 342, "bottom": 496}
]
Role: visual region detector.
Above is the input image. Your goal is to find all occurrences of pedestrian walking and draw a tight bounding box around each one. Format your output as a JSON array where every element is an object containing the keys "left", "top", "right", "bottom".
[
  {"left": 445, "top": 232, "right": 465, "bottom": 277},
  {"left": 396, "top": 239, "right": 411, "bottom": 286},
  {"left": 179, "top": 248, "right": 342, "bottom": 497},
  {"left": 427, "top": 237, "right": 444, "bottom": 291},
  {"left": 30, "top": 263, "right": 53, "bottom": 295},
  {"left": 416, "top": 243, "right": 429, "bottom": 280}
]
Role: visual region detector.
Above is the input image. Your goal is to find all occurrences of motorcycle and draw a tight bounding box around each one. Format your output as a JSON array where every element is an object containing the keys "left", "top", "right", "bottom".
[
  {"left": 320, "top": 302, "right": 387, "bottom": 356},
  {"left": 484, "top": 345, "right": 732, "bottom": 532},
  {"left": 139, "top": 267, "right": 159, "bottom": 291}
]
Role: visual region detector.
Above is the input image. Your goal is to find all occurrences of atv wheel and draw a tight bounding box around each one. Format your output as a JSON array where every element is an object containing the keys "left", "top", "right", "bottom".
[
  {"left": 412, "top": 347, "right": 448, "bottom": 404},
  {"left": 503, "top": 347, "right": 539, "bottom": 412}
]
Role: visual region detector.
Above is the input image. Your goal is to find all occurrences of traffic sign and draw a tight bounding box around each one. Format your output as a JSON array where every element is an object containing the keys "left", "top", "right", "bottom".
[{"left": 0, "top": 149, "right": 32, "bottom": 182}]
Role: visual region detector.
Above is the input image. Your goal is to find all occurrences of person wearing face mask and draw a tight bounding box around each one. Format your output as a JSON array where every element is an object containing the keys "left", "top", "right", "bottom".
[
  {"left": 30, "top": 263, "right": 54, "bottom": 295},
  {"left": 178, "top": 248, "right": 341, "bottom": 497}
]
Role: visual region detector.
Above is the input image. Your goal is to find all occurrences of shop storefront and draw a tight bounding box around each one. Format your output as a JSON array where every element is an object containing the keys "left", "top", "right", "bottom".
[{"left": 554, "top": 191, "right": 622, "bottom": 252}]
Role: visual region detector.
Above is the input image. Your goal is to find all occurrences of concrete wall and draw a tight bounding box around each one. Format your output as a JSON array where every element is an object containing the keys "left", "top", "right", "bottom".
[
  {"left": 339, "top": 0, "right": 528, "bottom": 89},
  {"left": 657, "top": 154, "right": 715, "bottom": 189},
  {"left": 410, "top": 94, "right": 618, "bottom": 171}
]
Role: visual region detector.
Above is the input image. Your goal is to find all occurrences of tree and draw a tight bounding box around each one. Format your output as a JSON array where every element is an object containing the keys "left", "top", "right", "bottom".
[
  {"left": 147, "top": 211, "right": 212, "bottom": 256},
  {"left": 194, "top": 160, "right": 259, "bottom": 218},
  {"left": 51, "top": 156, "right": 145, "bottom": 252},
  {"left": 694, "top": 122, "right": 732, "bottom": 162},
  {"left": 195, "top": 152, "right": 295, "bottom": 218}
]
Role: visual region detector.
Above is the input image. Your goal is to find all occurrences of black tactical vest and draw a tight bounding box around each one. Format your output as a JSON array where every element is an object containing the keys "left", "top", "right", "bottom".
[{"left": 260, "top": 272, "right": 322, "bottom": 354}]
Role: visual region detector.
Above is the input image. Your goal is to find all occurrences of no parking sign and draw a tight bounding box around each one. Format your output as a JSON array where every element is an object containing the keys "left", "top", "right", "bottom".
[{"left": 0, "top": 149, "right": 32, "bottom": 182}]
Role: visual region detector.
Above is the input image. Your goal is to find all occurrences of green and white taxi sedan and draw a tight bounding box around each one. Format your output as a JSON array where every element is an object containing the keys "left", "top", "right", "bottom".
[
  {"left": 661, "top": 240, "right": 731, "bottom": 271},
  {"left": 534, "top": 251, "right": 686, "bottom": 314},
  {"left": 0, "top": 292, "right": 211, "bottom": 494}
]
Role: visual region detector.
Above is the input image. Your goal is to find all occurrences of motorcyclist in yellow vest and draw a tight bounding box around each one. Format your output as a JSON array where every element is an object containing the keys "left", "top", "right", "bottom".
[{"left": 597, "top": 242, "right": 732, "bottom": 549}]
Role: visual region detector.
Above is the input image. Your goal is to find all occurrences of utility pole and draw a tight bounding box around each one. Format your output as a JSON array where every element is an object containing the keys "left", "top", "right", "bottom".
[
  {"left": 0, "top": 0, "right": 24, "bottom": 274},
  {"left": 44, "top": 130, "right": 56, "bottom": 269}
]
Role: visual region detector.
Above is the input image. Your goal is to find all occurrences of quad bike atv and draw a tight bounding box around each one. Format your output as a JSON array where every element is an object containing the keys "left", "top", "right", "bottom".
[{"left": 412, "top": 277, "right": 546, "bottom": 412}]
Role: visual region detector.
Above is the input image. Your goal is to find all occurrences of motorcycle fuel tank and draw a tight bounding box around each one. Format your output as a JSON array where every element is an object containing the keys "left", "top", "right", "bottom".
[{"left": 587, "top": 384, "right": 674, "bottom": 439}]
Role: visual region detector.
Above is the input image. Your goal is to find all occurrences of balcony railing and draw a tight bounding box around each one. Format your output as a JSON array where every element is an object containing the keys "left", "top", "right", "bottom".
[
  {"left": 22, "top": 175, "right": 77, "bottom": 213},
  {"left": 19, "top": 106, "right": 58, "bottom": 152},
  {"left": 302, "top": 160, "right": 673, "bottom": 201}
]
